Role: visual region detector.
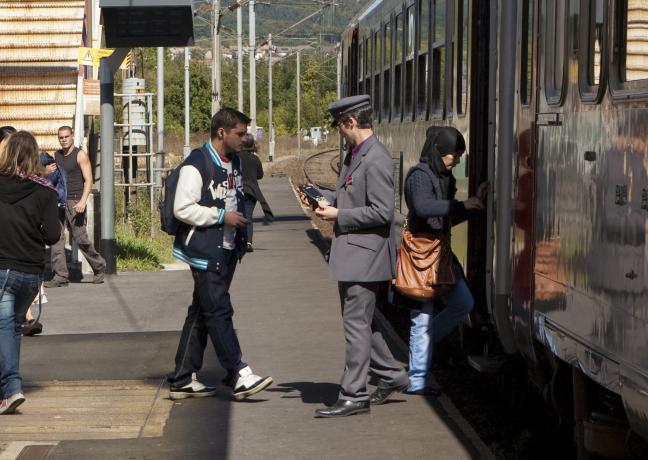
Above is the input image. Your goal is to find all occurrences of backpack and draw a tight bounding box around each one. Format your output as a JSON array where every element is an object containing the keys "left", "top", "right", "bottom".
[{"left": 159, "top": 147, "right": 216, "bottom": 236}]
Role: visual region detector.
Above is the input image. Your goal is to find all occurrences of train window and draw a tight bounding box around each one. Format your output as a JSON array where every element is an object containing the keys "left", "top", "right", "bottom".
[
  {"left": 431, "top": 0, "right": 447, "bottom": 118},
  {"left": 394, "top": 12, "right": 404, "bottom": 119},
  {"left": 544, "top": 0, "right": 567, "bottom": 106},
  {"left": 418, "top": 0, "right": 430, "bottom": 118},
  {"left": 578, "top": 0, "right": 606, "bottom": 103},
  {"left": 405, "top": 5, "right": 416, "bottom": 119},
  {"left": 520, "top": 0, "right": 533, "bottom": 106},
  {"left": 383, "top": 21, "right": 392, "bottom": 118},
  {"left": 358, "top": 40, "right": 364, "bottom": 94},
  {"left": 365, "top": 37, "right": 372, "bottom": 97},
  {"left": 374, "top": 30, "right": 381, "bottom": 115},
  {"left": 456, "top": 0, "right": 469, "bottom": 115}
]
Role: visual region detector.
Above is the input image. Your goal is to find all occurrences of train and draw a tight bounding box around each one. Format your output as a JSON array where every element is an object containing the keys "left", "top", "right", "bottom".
[{"left": 341, "top": 0, "right": 648, "bottom": 457}]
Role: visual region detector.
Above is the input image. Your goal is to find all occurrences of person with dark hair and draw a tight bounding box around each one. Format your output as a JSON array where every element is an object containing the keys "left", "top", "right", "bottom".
[
  {"left": 0, "top": 126, "right": 17, "bottom": 146},
  {"left": 301, "top": 95, "right": 408, "bottom": 418},
  {"left": 0, "top": 131, "right": 59, "bottom": 414},
  {"left": 403, "top": 126, "right": 488, "bottom": 396},
  {"left": 168, "top": 107, "right": 272, "bottom": 401},
  {"left": 45, "top": 126, "right": 105, "bottom": 287},
  {"left": 238, "top": 133, "right": 274, "bottom": 252}
]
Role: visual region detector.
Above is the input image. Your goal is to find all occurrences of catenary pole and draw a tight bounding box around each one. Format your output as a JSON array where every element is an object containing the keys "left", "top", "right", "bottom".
[
  {"left": 156, "top": 47, "right": 164, "bottom": 187},
  {"left": 249, "top": 0, "right": 257, "bottom": 136},
  {"left": 184, "top": 48, "right": 190, "bottom": 158},
  {"left": 337, "top": 42, "right": 342, "bottom": 98},
  {"left": 237, "top": 4, "right": 244, "bottom": 111},
  {"left": 297, "top": 49, "right": 301, "bottom": 156},
  {"left": 212, "top": 0, "right": 221, "bottom": 114},
  {"left": 268, "top": 33, "right": 274, "bottom": 161}
]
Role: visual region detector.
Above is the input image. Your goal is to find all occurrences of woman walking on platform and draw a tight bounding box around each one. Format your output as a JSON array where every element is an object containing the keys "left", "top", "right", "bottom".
[
  {"left": 0, "top": 131, "right": 59, "bottom": 414},
  {"left": 403, "top": 126, "right": 488, "bottom": 395}
]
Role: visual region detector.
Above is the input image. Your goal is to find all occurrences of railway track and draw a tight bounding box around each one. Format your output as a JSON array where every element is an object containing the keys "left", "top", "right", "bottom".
[{"left": 303, "top": 148, "right": 340, "bottom": 190}]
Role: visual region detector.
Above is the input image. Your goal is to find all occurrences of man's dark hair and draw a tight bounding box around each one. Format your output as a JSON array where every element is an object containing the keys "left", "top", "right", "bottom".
[
  {"left": 58, "top": 125, "right": 73, "bottom": 134},
  {"left": 211, "top": 108, "right": 251, "bottom": 138},
  {"left": 338, "top": 106, "right": 373, "bottom": 129},
  {"left": 0, "top": 126, "right": 16, "bottom": 143}
]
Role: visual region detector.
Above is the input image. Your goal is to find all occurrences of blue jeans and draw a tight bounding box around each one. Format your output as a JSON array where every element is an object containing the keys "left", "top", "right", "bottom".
[
  {"left": 169, "top": 251, "right": 247, "bottom": 388},
  {"left": 0, "top": 269, "right": 40, "bottom": 398},
  {"left": 408, "top": 278, "right": 474, "bottom": 391}
]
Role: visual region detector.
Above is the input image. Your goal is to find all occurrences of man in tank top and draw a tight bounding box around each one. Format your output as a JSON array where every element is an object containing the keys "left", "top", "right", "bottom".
[{"left": 44, "top": 126, "right": 106, "bottom": 288}]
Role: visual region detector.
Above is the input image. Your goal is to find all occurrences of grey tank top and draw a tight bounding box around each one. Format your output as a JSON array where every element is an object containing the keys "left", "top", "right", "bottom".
[{"left": 56, "top": 147, "right": 83, "bottom": 199}]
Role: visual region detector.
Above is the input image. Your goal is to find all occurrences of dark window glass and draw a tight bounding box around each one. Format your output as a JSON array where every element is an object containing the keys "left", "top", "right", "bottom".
[
  {"left": 374, "top": 30, "right": 381, "bottom": 74},
  {"left": 457, "top": 0, "right": 469, "bottom": 114},
  {"left": 394, "top": 13, "right": 403, "bottom": 117},
  {"left": 407, "top": 5, "right": 415, "bottom": 58},
  {"left": 396, "top": 13, "right": 404, "bottom": 63},
  {"left": 359, "top": 42, "right": 364, "bottom": 81},
  {"left": 431, "top": 0, "right": 446, "bottom": 117},
  {"left": 366, "top": 37, "right": 371, "bottom": 76},
  {"left": 420, "top": 0, "right": 430, "bottom": 52},
  {"left": 418, "top": 0, "right": 430, "bottom": 117},
  {"left": 544, "top": 0, "right": 566, "bottom": 104},
  {"left": 384, "top": 22, "right": 392, "bottom": 69},
  {"left": 520, "top": 0, "right": 533, "bottom": 105}
]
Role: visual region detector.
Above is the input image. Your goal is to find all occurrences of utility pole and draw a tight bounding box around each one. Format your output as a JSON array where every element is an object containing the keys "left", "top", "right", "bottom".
[
  {"left": 249, "top": 0, "right": 257, "bottom": 137},
  {"left": 297, "top": 49, "right": 301, "bottom": 156},
  {"left": 237, "top": 4, "right": 244, "bottom": 111},
  {"left": 212, "top": 0, "right": 221, "bottom": 114},
  {"left": 156, "top": 47, "right": 164, "bottom": 187},
  {"left": 184, "top": 48, "right": 190, "bottom": 158},
  {"left": 268, "top": 33, "right": 274, "bottom": 161},
  {"left": 336, "top": 42, "right": 342, "bottom": 98}
]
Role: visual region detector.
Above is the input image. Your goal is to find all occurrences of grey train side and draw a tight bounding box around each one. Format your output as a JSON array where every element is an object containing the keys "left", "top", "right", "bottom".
[{"left": 342, "top": 0, "right": 648, "bottom": 454}]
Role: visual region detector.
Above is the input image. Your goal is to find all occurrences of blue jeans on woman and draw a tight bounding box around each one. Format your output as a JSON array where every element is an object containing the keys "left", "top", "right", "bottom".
[
  {"left": 0, "top": 270, "right": 40, "bottom": 398},
  {"left": 408, "top": 278, "right": 474, "bottom": 391}
]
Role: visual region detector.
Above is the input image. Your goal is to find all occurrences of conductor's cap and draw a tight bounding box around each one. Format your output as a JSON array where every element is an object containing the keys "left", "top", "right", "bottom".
[{"left": 328, "top": 95, "right": 371, "bottom": 127}]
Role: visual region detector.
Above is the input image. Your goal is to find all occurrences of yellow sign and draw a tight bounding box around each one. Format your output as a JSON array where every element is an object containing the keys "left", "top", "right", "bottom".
[{"left": 78, "top": 47, "right": 130, "bottom": 68}]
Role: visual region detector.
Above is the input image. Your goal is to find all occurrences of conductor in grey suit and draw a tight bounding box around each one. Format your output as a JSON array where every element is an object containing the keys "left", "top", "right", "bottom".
[{"left": 303, "top": 95, "right": 409, "bottom": 418}]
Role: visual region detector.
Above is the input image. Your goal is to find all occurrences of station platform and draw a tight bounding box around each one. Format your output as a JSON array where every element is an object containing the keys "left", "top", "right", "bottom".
[{"left": 0, "top": 177, "right": 494, "bottom": 460}]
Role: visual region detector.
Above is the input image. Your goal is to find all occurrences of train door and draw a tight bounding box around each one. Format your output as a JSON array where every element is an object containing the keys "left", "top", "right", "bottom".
[
  {"left": 509, "top": 0, "right": 538, "bottom": 359},
  {"left": 349, "top": 27, "right": 360, "bottom": 96}
]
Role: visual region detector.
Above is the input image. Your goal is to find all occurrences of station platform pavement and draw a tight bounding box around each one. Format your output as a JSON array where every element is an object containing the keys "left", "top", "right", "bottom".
[{"left": 0, "top": 177, "right": 495, "bottom": 460}]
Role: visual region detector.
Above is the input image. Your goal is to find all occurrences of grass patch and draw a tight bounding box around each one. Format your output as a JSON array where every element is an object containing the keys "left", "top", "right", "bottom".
[{"left": 115, "top": 192, "right": 174, "bottom": 271}]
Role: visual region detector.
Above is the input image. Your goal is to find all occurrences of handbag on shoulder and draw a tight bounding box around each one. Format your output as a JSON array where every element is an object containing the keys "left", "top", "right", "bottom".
[{"left": 393, "top": 225, "right": 460, "bottom": 300}]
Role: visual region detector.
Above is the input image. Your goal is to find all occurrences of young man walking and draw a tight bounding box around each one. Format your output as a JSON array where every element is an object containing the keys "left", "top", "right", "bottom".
[
  {"left": 168, "top": 108, "right": 272, "bottom": 401},
  {"left": 45, "top": 126, "right": 105, "bottom": 287},
  {"left": 303, "top": 95, "right": 409, "bottom": 418}
]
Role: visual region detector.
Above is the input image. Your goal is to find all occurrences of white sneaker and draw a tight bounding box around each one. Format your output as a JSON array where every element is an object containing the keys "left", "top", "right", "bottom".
[
  {"left": 0, "top": 393, "right": 25, "bottom": 414},
  {"left": 169, "top": 373, "right": 218, "bottom": 400},
  {"left": 233, "top": 366, "right": 273, "bottom": 401}
]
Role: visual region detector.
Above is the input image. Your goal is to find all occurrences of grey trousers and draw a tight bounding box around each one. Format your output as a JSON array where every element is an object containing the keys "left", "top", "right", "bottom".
[
  {"left": 338, "top": 281, "right": 408, "bottom": 402},
  {"left": 50, "top": 199, "right": 106, "bottom": 281}
]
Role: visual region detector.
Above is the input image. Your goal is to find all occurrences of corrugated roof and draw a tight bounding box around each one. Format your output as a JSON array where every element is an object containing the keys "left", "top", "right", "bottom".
[{"left": 0, "top": 0, "right": 85, "bottom": 152}]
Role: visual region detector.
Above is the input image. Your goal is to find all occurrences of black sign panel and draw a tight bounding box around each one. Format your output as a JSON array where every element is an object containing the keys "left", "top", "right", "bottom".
[{"left": 102, "top": 5, "right": 194, "bottom": 48}]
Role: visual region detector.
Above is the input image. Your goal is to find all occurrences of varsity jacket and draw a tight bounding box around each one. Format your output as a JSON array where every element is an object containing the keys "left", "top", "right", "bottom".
[{"left": 172, "top": 142, "right": 247, "bottom": 272}]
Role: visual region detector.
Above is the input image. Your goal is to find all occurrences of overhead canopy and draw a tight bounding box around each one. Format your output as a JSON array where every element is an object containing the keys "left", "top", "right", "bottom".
[{"left": 100, "top": 0, "right": 194, "bottom": 47}]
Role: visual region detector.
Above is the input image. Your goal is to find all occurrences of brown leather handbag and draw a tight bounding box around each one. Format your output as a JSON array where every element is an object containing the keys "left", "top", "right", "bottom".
[{"left": 393, "top": 228, "right": 459, "bottom": 300}]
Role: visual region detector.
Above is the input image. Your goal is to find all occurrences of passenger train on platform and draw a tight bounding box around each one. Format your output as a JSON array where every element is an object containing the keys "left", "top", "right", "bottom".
[{"left": 342, "top": 0, "right": 648, "bottom": 456}]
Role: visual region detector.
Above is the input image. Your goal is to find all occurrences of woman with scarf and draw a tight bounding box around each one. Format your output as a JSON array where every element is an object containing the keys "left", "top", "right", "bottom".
[
  {"left": 403, "top": 126, "right": 488, "bottom": 396},
  {"left": 0, "top": 131, "right": 59, "bottom": 414}
]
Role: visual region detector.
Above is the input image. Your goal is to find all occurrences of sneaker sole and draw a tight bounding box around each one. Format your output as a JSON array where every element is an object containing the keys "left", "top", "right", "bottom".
[
  {"left": 169, "top": 389, "right": 218, "bottom": 400},
  {"left": 1, "top": 396, "right": 25, "bottom": 415},
  {"left": 233, "top": 376, "right": 273, "bottom": 401}
]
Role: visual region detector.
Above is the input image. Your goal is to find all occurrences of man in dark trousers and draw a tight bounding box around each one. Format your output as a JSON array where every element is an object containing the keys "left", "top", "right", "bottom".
[
  {"left": 303, "top": 95, "right": 409, "bottom": 418},
  {"left": 168, "top": 108, "right": 272, "bottom": 401},
  {"left": 238, "top": 133, "right": 274, "bottom": 252},
  {"left": 45, "top": 126, "right": 105, "bottom": 287}
]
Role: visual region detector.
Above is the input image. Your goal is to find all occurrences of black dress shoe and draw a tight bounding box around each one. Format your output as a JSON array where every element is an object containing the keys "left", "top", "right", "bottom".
[
  {"left": 369, "top": 382, "right": 409, "bottom": 405},
  {"left": 314, "top": 399, "right": 370, "bottom": 418}
]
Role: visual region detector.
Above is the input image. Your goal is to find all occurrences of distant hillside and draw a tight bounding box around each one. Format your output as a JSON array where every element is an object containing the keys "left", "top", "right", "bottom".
[{"left": 193, "top": 0, "right": 368, "bottom": 47}]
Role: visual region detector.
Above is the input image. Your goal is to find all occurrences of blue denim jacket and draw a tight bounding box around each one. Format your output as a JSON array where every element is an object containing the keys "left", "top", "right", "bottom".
[{"left": 39, "top": 152, "right": 67, "bottom": 208}]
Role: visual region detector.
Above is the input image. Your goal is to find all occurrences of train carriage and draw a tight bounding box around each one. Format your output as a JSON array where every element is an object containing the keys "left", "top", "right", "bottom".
[{"left": 342, "top": 0, "right": 648, "bottom": 456}]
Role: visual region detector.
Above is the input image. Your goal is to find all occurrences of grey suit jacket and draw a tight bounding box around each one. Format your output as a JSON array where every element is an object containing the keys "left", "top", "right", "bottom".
[{"left": 321, "top": 135, "right": 396, "bottom": 282}]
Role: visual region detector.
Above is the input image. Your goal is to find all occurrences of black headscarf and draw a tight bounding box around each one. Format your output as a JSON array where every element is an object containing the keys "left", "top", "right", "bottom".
[{"left": 419, "top": 126, "right": 466, "bottom": 199}]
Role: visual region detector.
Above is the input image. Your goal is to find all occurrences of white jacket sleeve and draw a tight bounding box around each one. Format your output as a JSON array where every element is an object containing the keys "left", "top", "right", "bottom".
[{"left": 173, "top": 165, "right": 224, "bottom": 226}]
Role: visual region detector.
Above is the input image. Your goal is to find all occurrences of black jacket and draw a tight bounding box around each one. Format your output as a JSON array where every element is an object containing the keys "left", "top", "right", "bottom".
[
  {"left": 237, "top": 150, "right": 274, "bottom": 221},
  {"left": 0, "top": 175, "right": 60, "bottom": 273}
]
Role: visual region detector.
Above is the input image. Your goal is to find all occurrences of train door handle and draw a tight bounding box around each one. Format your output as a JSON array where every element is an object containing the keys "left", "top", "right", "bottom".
[
  {"left": 626, "top": 270, "right": 638, "bottom": 280},
  {"left": 584, "top": 151, "right": 596, "bottom": 161}
]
